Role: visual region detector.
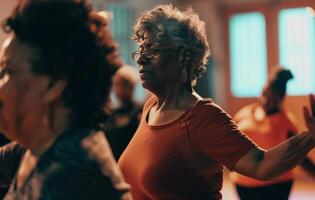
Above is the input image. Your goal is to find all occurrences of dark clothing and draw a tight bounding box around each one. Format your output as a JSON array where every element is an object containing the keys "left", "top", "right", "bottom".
[
  {"left": 2, "top": 128, "right": 130, "bottom": 200},
  {"left": 0, "top": 134, "right": 10, "bottom": 147},
  {"left": 0, "top": 142, "right": 25, "bottom": 188},
  {"left": 0, "top": 135, "right": 15, "bottom": 199},
  {"left": 104, "top": 101, "right": 141, "bottom": 160},
  {"left": 235, "top": 180, "right": 293, "bottom": 200}
]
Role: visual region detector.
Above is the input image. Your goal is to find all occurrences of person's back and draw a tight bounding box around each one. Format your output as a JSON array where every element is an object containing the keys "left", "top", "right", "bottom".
[
  {"left": 230, "top": 68, "right": 315, "bottom": 200},
  {"left": 230, "top": 103, "right": 296, "bottom": 187}
]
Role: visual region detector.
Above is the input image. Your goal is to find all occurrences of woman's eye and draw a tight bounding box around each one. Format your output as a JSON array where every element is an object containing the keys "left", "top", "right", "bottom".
[{"left": 0, "top": 68, "right": 7, "bottom": 78}]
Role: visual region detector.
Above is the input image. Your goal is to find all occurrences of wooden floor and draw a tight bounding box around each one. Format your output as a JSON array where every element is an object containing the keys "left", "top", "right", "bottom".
[{"left": 222, "top": 176, "right": 315, "bottom": 200}]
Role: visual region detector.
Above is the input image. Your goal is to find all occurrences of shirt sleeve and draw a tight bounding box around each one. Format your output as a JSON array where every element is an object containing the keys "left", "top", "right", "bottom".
[{"left": 186, "top": 102, "right": 257, "bottom": 171}]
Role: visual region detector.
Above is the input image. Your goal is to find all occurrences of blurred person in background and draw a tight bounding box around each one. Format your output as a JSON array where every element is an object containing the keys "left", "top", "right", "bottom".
[
  {"left": 118, "top": 4, "right": 315, "bottom": 200},
  {"left": 230, "top": 67, "right": 315, "bottom": 200},
  {"left": 104, "top": 65, "right": 142, "bottom": 160},
  {"left": 0, "top": 0, "right": 131, "bottom": 199}
]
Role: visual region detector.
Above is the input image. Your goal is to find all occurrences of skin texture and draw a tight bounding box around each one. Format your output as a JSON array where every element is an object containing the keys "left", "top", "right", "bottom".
[{"left": 0, "top": 37, "right": 64, "bottom": 150}]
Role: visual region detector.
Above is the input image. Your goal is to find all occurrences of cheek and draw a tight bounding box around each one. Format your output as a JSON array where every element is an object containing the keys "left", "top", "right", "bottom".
[
  {"left": 0, "top": 84, "right": 22, "bottom": 135},
  {"left": 4, "top": 79, "right": 40, "bottom": 120}
]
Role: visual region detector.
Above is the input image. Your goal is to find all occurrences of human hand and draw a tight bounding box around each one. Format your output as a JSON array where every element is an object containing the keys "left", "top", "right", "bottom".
[{"left": 303, "top": 94, "right": 315, "bottom": 142}]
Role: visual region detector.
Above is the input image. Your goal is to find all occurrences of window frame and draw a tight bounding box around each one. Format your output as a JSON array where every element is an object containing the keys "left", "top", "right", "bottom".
[{"left": 223, "top": 0, "right": 315, "bottom": 115}]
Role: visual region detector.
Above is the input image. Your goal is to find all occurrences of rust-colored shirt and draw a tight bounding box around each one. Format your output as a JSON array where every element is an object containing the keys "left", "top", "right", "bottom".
[
  {"left": 119, "top": 97, "right": 256, "bottom": 200},
  {"left": 230, "top": 103, "right": 298, "bottom": 187}
]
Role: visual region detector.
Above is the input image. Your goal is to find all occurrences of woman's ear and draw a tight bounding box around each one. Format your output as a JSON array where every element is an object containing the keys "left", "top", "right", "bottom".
[
  {"left": 179, "top": 50, "right": 192, "bottom": 68},
  {"left": 43, "top": 79, "right": 67, "bottom": 104}
]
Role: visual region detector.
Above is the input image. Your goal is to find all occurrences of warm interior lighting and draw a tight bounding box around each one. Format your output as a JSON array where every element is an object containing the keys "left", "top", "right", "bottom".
[
  {"left": 97, "top": 11, "right": 113, "bottom": 20},
  {"left": 306, "top": 7, "right": 315, "bottom": 17}
]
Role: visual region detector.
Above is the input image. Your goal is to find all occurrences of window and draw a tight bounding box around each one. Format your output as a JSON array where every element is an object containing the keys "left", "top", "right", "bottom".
[
  {"left": 279, "top": 7, "right": 315, "bottom": 95},
  {"left": 228, "top": 3, "right": 315, "bottom": 98},
  {"left": 107, "top": 4, "right": 137, "bottom": 65},
  {"left": 229, "top": 12, "right": 267, "bottom": 97},
  {"left": 107, "top": 4, "right": 147, "bottom": 104}
]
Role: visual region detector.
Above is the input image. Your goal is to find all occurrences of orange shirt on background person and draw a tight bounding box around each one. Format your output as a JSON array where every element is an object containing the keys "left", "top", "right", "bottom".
[
  {"left": 230, "top": 103, "right": 299, "bottom": 187},
  {"left": 118, "top": 97, "right": 257, "bottom": 200}
]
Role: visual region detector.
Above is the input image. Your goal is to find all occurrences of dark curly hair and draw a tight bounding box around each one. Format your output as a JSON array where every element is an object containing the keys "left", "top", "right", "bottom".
[
  {"left": 268, "top": 67, "right": 293, "bottom": 99},
  {"left": 2, "top": 0, "right": 122, "bottom": 128}
]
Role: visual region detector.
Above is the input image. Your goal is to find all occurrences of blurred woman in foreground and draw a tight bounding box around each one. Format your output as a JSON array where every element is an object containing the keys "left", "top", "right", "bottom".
[{"left": 0, "top": 0, "right": 131, "bottom": 199}]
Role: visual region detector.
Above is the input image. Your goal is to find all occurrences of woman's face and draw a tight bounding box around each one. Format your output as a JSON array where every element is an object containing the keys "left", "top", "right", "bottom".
[
  {"left": 0, "top": 36, "right": 51, "bottom": 142},
  {"left": 135, "top": 32, "right": 182, "bottom": 94},
  {"left": 113, "top": 75, "right": 134, "bottom": 102}
]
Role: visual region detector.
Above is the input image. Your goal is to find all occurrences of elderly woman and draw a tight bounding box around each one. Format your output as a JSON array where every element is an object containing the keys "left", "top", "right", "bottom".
[
  {"left": 231, "top": 67, "right": 315, "bottom": 200},
  {"left": 118, "top": 5, "right": 315, "bottom": 200},
  {"left": 0, "top": 0, "right": 131, "bottom": 199}
]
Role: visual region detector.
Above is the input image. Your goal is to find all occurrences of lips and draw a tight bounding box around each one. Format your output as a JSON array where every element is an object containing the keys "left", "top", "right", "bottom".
[
  {"left": 139, "top": 73, "right": 150, "bottom": 80},
  {"left": 139, "top": 69, "right": 153, "bottom": 80}
]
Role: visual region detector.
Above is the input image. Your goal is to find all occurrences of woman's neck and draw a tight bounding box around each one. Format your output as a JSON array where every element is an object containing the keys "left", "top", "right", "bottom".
[
  {"left": 22, "top": 105, "right": 71, "bottom": 157},
  {"left": 155, "top": 85, "right": 202, "bottom": 111}
]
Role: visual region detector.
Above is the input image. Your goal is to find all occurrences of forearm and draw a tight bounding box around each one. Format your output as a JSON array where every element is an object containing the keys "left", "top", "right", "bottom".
[{"left": 257, "top": 132, "right": 314, "bottom": 180}]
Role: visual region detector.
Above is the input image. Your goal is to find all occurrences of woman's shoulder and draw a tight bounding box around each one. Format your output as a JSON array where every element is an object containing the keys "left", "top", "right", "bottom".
[
  {"left": 38, "top": 128, "right": 130, "bottom": 199},
  {"left": 190, "top": 98, "right": 227, "bottom": 116},
  {"left": 48, "top": 128, "right": 111, "bottom": 163},
  {"left": 185, "top": 98, "right": 234, "bottom": 124}
]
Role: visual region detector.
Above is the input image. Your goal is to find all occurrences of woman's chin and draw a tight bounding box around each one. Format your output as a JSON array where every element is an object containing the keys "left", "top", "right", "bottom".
[{"left": 141, "top": 81, "right": 150, "bottom": 90}]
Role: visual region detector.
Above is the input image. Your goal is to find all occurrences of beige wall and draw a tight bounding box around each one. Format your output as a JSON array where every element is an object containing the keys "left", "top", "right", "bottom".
[{"left": 0, "top": 0, "right": 17, "bottom": 46}]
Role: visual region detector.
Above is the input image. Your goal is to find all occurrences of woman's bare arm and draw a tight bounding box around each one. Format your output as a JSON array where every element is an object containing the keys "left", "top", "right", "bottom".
[{"left": 234, "top": 94, "right": 315, "bottom": 181}]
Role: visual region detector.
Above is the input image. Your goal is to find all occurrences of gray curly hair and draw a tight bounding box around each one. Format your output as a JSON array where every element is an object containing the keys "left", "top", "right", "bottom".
[{"left": 133, "top": 4, "right": 210, "bottom": 84}]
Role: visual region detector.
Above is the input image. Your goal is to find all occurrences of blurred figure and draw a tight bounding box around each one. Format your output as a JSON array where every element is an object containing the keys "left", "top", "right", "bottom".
[
  {"left": 230, "top": 67, "right": 315, "bottom": 200},
  {"left": 118, "top": 4, "right": 315, "bottom": 200},
  {"left": 0, "top": 0, "right": 131, "bottom": 199},
  {"left": 104, "top": 65, "right": 142, "bottom": 160}
]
